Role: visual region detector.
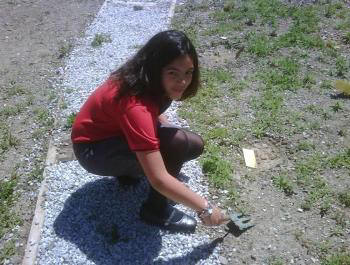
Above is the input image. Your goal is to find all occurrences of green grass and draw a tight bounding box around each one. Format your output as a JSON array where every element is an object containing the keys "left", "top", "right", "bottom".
[
  {"left": 301, "top": 177, "right": 332, "bottom": 211},
  {"left": 259, "top": 57, "right": 301, "bottom": 91},
  {"left": 272, "top": 174, "right": 294, "bottom": 195},
  {"left": 321, "top": 252, "right": 350, "bottom": 265},
  {"left": 202, "top": 153, "right": 233, "bottom": 188},
  {"left": 0, "top": 240, "right": 16, "bottom": 264},
  {"left": 0, "top": 103, "right": 26, "bottom": 119},
  {"left": 246, "top": 32, "right": 273, "bottom": 57},
  {"left": 332, "top": 210, "right": 347, "bottom": 228},
  {"left": 335, "top": 56, "right": 349, "bottom": 77},
  {"left": 4, "top": 84, "right": 27, "bottom": 98},
  {"left": 338, "top": 190, "right": 350, "bottom": 207},
  {"left": 328, "top": 149, "right": 350, "bottom": 169},
  {"left": 0, "top": 174, "right": 21, "bottom": 238},
  {"left": 28, "top": 163, "right": 45, "bottom": 182},
  {"left": 268, "top": 256, "right": 284, "bottom": 265},
  {"left": 296, "top": 141, "right": 316, "bottom": 152},
  {"left": 342, "top": 32, "right": 350, "bottom": 44},
  {"left": 0, "top": 126, "right": 20, "bottom": 154},
  {"left": 58, "top": 42, "right": 73, "bottom": 59},
  {"left": 33, "top": 108, "right": 54, "bottom": 127},
  {"left": 251, "top": 88, "right": 286, "bottom": 138},
  {"left": 66, "top": 112, "right": 77, "bottom": 128},
  {"left": 91, "top": 33, "right": 112, "bottom": 48}
]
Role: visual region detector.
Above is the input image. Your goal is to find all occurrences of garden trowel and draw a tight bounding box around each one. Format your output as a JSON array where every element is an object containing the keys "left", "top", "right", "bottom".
[
  {"left": 223, "top": 210, "right": 255, "bottom": 234},
  {"left": 227, "top": 210, "right": 254, "bottom": 230}
]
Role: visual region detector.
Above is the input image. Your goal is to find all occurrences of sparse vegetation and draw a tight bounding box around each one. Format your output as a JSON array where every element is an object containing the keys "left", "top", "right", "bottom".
[
  {"left": 321, "top": 252, "right": 350, "bottom": 265},
  {"left": 272, "top": 174, "right": 294, "bottom": 195},
  {"left": 91, "top": 33, "right": 112, "bottom": 47},
  {"left": 58, "top": 42, "right": 73, "bottom": 59},
  {"left": 66, "top": 112, "right": 77, "bottom": 128},
  {"left": 174, "top": 0, "right": 350, "bottom": 262},
  {"left": 0, "top": 172, "right": 21, "bottom": 238}
]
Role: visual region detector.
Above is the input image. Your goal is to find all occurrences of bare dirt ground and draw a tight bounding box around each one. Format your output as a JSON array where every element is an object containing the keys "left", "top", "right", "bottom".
[{"left": 0, "top": 0, "right": 103, "bottom": 263}]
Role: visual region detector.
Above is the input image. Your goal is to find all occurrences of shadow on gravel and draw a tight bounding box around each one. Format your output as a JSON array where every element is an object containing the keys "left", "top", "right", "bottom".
[
  {"left": 53, "top": 177, "right": 162, "bottom": 264},
  {"left": 53, "top": 176, "right": 218, "bottom": 264},
  {"left": 153, "top": 238, "right": 222, "bottom": 265}
]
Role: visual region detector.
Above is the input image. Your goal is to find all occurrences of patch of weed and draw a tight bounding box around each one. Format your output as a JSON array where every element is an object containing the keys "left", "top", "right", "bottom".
[
  {"left": 295, "top": 153, "right": 323, "bottom": 186},
  {"left": 321, "top": 252, "right": 350, "bottom": 265},
  {"left": 91, "top": 33, "right": 112, "bottom": 48},
  {"left": 251, "top": 89, "right": 285, "bottom": 137},
  {"left": 330, "top": 102, "right": 343, "bottom": 112},
  {"left": 0, "top": 104, "right": 25, "bottom": 119},
  {"left": 342, "top": 32, "right": 350, "bottom": 45},
  {"left": 0, "top": 127, "right": 20, "bottom": 154},
  {"left": 320, "top": 197, "right": 331, "bottom": 216},
  {"left": 303, "top": 73, "right": 316, "bottom": 89},
  {"left": 335, "top": 56, "right": 349, "bottom": 77},
  {"left": 31, "top": 128, "right": 49, "bottom": 140},
  {"left": 223, "top": 0, "right": 234, "bottom": 13},
  {"left": 268, "top": 256, "right": 284, "bottom": 265},
  {"left": 332, "top": 210, "right": 347, "bottom": 228},
  {"left": 5, "top": 83, "right": 27, "bottom": 97},
  {"left": 335, "top": 18, "right": 350, "bottom": 30},
  {"left": 0, "top": 240, "right": 16, "bottom": 264},
  {"left": 246, "top": 32, "right": 273, "bottom": 57},
  {"left": 272, "top": 174, "right": 294, "bottom": 195},
  {"left": 58, "top": 42, "right": 73, "bottom": 59},
  {"left": 202, "top": 152, "right": 233, "bottom": 188},
  {"left": 296, "top": 140, "right": 315, "bottom": 152},
  {"left": 26, "top": 94, "right": 34, "bottom": 106},
  {"left": 327, "top": 149, "right": 350, "bottom": 169},
  {"left": 66, "top": 112, "right": 77, "bottom": 129},
  {"left": 28, "top": 163, "right": 45, "bottom": 182},
  {"left": 320, "top": 80, "right": 333, "bottom": 90},
  {"left": 0, "top": 173, "right": 20, "bottom": 238},
  {"left": 301, "top": 177, "right": 332, "bottom": 211},
  {"left": 260, "top": 57, "right": 301, "bottom": 91},
  {"left": 338, "top": 189, "right": 350, "bottom": 207},
  {"left": 33, "top": 108, "right": 54, "bottom": 127}
]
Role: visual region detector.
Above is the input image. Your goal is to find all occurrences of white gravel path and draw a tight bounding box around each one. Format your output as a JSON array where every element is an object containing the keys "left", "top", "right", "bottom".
[{"left": 36, "top": 1, "right": 222, "bottom": 264}]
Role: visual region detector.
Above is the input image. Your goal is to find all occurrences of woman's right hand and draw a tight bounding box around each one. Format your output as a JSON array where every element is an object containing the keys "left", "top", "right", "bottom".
[{"left": 201, "top": 206, "right": 229, "bottom": 226}]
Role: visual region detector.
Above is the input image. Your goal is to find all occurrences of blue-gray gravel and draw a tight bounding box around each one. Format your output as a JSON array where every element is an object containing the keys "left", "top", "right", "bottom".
[{"left": 36, "top": 0, "right": 222, "bottom": 264}]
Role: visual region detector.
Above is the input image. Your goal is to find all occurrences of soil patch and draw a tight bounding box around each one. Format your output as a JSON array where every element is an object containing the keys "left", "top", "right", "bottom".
[{"left": 0, "top": 0, "right": 103, "bottom": 263}]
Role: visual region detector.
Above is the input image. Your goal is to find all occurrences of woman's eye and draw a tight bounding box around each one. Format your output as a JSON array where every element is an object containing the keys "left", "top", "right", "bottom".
[{"left": 168, "top": 71, "right": 179, "bottom": 78}]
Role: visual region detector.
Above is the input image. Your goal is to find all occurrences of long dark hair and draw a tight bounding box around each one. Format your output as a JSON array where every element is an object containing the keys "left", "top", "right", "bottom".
[{"left": 111, "top": 30, "right": 200, "bottom": 101}]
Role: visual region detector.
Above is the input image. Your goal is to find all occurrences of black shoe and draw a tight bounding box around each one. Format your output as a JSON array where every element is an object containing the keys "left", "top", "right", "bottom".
[{"left": 140, "top": 204, "right": 197, "bottom": 233}]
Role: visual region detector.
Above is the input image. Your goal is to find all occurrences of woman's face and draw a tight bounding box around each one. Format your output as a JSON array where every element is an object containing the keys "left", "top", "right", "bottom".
[{"left": 161, "top": 55, "right": 194, "bottom": 100}]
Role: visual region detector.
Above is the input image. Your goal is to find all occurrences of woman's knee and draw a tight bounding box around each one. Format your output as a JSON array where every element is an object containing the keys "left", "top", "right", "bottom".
[
  {"left": 159, "top": 127, "right": 204, "bottom": 160},
  {"left": 185, "top": 131, "right": 204, "bottom": 160}
]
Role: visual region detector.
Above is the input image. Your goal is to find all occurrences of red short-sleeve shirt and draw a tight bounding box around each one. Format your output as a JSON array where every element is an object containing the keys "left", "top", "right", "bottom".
[{"left": 71, "top": 78, "right": 160, "bottom": 151}]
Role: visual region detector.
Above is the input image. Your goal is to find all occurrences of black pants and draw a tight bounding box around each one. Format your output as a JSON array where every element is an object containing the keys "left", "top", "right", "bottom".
[{"left": 73, "top": 123, "right": 204, "bottom": 213}]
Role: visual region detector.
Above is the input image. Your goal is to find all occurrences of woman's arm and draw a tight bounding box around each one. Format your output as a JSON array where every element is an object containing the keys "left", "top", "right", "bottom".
[
  {"left": 135, "top": 150, "right": 228, "bottom": 226},
  {"left": 136, "top": 150, "right": 207, "bottom": 211}
]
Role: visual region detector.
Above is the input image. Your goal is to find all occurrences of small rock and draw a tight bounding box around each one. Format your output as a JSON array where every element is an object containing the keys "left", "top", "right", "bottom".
[
  {"left": 219, "top": 256, "right": 228, "bottom": 264},
  {"left": 311, "top": 257, "right": 318, "bottom": 263},
  {"left": 133, "top": 5, "right": 143, "bottom": 11}
]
